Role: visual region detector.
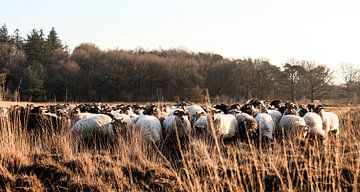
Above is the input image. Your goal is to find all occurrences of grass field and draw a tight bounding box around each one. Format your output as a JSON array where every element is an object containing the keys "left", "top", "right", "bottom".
[{"left": 0, "top": 103, "right": 359, "bottom": 191}]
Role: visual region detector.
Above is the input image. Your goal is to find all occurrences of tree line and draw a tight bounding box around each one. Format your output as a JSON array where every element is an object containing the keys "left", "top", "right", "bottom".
[{"left": 0, "top": 24, "right": 358, "bottom": 103}]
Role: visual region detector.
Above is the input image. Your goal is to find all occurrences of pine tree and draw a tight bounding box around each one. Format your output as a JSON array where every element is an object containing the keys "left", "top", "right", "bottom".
[
  {"left": 46, "top": 27, "right": 63, "bottom": 51},
  {"left": 12, "top": 29, "right": 24, "bottom": 49},
  {"left": 0, "top": 24, "right": 10, "bottom": 43},
  {"left": 24, "top": 29, "right": 48, "bottom": 64}
]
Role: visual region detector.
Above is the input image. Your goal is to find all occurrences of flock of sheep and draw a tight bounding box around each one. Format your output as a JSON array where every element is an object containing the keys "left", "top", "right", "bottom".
[{"left": 0, "top": 99, "right": 340, "bottom": 152}]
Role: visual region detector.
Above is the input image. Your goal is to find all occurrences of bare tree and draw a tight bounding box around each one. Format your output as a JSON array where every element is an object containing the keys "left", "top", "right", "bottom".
[
  {"left": 282, "top": 59, "right": 306, "bottom": 102},
  {"left": 339, "top": 63, "right": 359, "bottom": 102},
  {"left": 301, "top": 61, "right": 334, "bottom": 102}
]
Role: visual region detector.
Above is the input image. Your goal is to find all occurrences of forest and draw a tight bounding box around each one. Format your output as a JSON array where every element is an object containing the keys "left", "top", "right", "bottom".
[{"left": 0, "top": 24, "right": 358, "bottom": 103}]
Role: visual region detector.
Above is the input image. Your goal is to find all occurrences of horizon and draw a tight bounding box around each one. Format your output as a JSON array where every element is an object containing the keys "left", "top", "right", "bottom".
[{"left": 2, "top": 0, "right": 360, "bottom": 84}]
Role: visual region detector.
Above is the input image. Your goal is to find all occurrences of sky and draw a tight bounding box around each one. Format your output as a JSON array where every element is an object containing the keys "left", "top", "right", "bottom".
[{"left": 2, "top": 0, "right": 360, "bottom": 81}]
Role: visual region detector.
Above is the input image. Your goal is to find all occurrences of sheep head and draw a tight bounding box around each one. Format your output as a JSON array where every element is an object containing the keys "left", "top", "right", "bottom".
[
  {"left": 212, "top": 109, "right": 222, "bottom": 122},
  {"left": 173, "top": 109, "right": 188, "bottom": 121},
  {"left": 284, "top": 102, "right": 298, "bottom": 115},
  {"left": 307, "top": 104, "right": 316, "bottom": 112},
  {"left": 270, "top": 100, "right": 282, "bottom": 109},
  {"left": 194, "top": 111, "right": 206, "bottom": 121},
  {"left": 240, "top": 104, "right": 255, "bottom": 116},
  {"left": 143, "top": 104, "right": 159, "bottom": 116},
  {"left": 298, "top": 105, "right": 308, "bottom": 117}
]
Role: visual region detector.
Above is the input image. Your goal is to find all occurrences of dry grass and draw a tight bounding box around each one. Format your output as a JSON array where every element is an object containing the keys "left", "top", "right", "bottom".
[{"left": 0, "top": 104, "right": 359, "bottom": 191}]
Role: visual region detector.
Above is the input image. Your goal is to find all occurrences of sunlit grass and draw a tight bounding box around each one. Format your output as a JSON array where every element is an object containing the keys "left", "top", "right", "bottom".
[{"left": 0, "top": 105, "right": 359, "bottom": 191}]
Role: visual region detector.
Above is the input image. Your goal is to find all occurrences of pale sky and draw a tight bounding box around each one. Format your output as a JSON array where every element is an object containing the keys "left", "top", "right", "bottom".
[{"left": 2, "top": 0, "right": 360, "bottom": 81}]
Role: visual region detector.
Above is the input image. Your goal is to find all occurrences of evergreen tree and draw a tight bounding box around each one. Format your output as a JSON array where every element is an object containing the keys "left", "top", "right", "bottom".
[
  {"left": 0, "top": 24, "right": 10, "bottom": 43},
  {"left": 24, "top": 29, "right": 48, "bottom": 64},
  {"left": 12, "top": 29, "right": 24, "bottom": 49},
  {"left": 21, "top": 66, "right": 45, "bottom": 101},
  {"left": 46, "top": 27, "right": 63, "bottom": 51}
]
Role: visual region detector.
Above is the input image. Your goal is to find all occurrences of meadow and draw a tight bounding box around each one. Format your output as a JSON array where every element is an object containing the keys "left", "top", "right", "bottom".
[{"left": 0, "top": 102, "right": 359, "bottom": 192}]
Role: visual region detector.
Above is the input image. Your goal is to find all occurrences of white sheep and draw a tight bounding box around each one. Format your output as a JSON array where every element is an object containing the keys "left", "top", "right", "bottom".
[
  {"left": 255, "top": 113, "right": 275, "bottom": 140},
  {"left": 186, "top": 105, "right": 206, "bottom": 125},
  {"left": 70, "top": 114, "right": 123, "bottom": 151},
  {"left": 163, "top": 109, "right": 191, "bottom": 139},
  {"left": 315, "top": 106, "right": 340, "bottom": 136},
  {"left": 192, "top": 112, "right": 209, "bottom": 136},
  {"left": 135, "top": 115, "right": 162, "bottom": 143},
  {"left": 267, "top": 109, "right": 283, "bottom": 132},
  {"left": 111, "top": 107, "right": 139, "bottom": 124},
  {"left": 209, "top": 112, "right": 238, "bottom": 140},
  {"left": 303, "top": 112, "right": 325, "bottom": 139},
  {"left": 278, "top": 115, "right": 308, "bottom": 139},
  {"left": 73, "top": 111, "right": 99, "bottom": 121}
]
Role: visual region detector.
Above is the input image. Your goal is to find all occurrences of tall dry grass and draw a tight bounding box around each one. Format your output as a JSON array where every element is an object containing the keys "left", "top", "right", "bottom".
[{"left": 0, "top": 106, "right": 359, "bottom": 191}]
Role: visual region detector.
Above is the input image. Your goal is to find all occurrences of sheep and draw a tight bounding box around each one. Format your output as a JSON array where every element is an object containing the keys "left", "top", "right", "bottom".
[
  {"left": 160, "top": 108, "right": 191, "bottom": 160},
  {"left": 228, "top": 109, "right": 241, "bottom": 115},
  {"left": 278, "top": 115, "right": 308, "bottom": 140},
  {"left": 141, "top": 103, "right": 168, "bottom": 123},
  {"left": 111, "top": 105, "right": 140, "bottom": 125},
  {"left": 235, "top": 112, "right": 258, "bottom": 142},
  {"left": 268, "top": 109, "right": 283, "bottom": 133},
  {"left": 213, "top": 103, "right": 230, "bottom": 114},
  {"left": 70, "top": 114, "right": 125, "bottom": 151},
  {"left": 246, "top": 99, "right": 268, "bottom": 114},
  {"left": 209, "top": 110, "right": 238, "bottom": 141},
  {"left": 112, "top": 113, "right": 133, "bottom": 136},
  {"left": 186, "top": 105, "right": 206, "bottom": 125},
  {"left": 315, "top": 105, "right": 340, "bottom": 136},
  {"left": 297, "top": 105, "right": 308, "bottom": 117},
  {"left": 240, "top": 103, "right": 256, "bottom": 116},
  {"left": 27, "top": 106, "right": 61, "bottom": 135},
  {"left": 283, "top": 102, "right": 299, "bottom": 116},
  {"left": 192, "top": 112, "right": 208, "bottom": 137},
  {"left": 269, "top": 100, "right": 282, "bottom": 110},
  {"left": 229, "top": 103, "right": 241, "bottom": 111},
  {"left": 255, "top": 113, "right": 275, "bottom": 140},
  {"left": 303, "top": 112, "right": 326, "bottom": 139},
  {"left": 162, "top": 109, "right": 191, "bottom": 141},
  {"left": 135, "top": 114, "right": 162, "bottom": 143},
  {"left": 73, "top": 108, "right": 99, "bottom": 121}
]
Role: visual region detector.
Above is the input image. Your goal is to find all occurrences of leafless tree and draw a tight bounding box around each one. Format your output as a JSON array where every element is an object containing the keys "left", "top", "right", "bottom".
[
  {"left": 339, "top": 63, "right": 360, "bottom": 102},
  {"left": 301, "top": 61, "right": 334, "bottom": 102}
]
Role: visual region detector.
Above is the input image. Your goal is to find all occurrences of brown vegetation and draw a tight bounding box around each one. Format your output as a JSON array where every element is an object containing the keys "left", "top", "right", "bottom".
[{"left": 0, "top": 104, "right": 359, "bottom": 191}]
